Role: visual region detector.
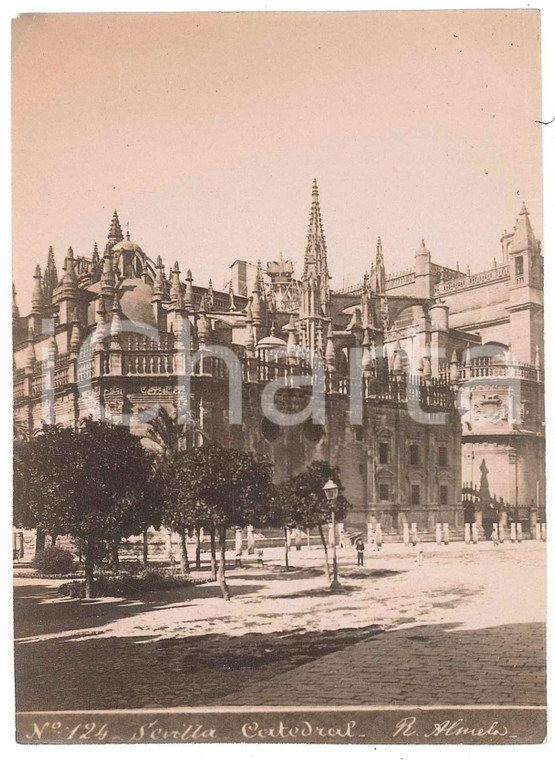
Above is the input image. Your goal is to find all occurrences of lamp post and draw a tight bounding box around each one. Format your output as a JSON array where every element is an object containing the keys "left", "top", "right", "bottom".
[{"left": 323, "top": 478, "right": 341, "bottom": 590}]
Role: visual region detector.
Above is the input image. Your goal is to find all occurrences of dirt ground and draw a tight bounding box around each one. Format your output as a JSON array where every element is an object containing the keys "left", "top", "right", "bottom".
[{"left": 14, "top": 540, "right": 546, "bottom": 710}]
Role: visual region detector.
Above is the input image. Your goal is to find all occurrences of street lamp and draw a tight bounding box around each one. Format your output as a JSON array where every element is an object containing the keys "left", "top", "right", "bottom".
[{"left": 323, "top": 478, "right": 341, "bottom": 590}]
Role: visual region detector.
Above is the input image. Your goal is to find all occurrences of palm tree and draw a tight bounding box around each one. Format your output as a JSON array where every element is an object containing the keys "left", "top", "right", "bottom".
[{"left": 142, "top": 407, "right": 186, "bottom": 567}]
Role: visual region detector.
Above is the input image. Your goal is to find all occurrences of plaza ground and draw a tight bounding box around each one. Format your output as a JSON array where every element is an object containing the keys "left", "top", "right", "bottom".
[{"left": 14, "top": 540, "right": 546, "bottom": 710}]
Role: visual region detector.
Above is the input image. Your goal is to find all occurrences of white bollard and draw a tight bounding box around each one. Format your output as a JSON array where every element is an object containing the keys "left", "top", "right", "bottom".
[
  {"left": 535, "top": 523, "right": 541, "bottom": 541},
  {"left": 541, "top": 523, "right": 546, "bottom": 541},
  {"left": 375, "top": 523, "right": 383, "bottom": 548},
  {"left": 403, "top": 523, "right": 410, "bottom": 546},
  {"left": 235, "top": 528, "right": 243, "bottom": 555},
  {"left": 499, "top": 524, "right": 505, "bottom": 543},
  {"left": 471, "top": 523, "right": 478, "bottom": 544},
  {"left": 436, "top": 523, "right": 442, "bottom": 544},
  {"left": 464, "top": 523, "right": 471, "bottom": 544},
  {"left": 516, "top": 523, "right": 522, "bottom": 543},
  {"left": 442, "top": 523, "right": 450, "bottom": 545},
  {"left": 510, "top": 523, "right": 517, "bottom": 543},
  {"left": 247, "top": 524, "right": 255, "bottom": 555}
]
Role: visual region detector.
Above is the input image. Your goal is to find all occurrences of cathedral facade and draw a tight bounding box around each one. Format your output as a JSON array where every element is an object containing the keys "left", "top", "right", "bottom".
[{"left": 13, "top": 182, "right": 543, "bottom": 535}]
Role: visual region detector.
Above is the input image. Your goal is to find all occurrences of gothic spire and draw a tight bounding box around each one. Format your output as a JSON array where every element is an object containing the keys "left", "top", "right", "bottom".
[
  {"left": 95, "top": 295, "right": 107, "bottom": 341},
  {"left": 101, "top": 249, "right": 116, "bottom": 292},
  {"left": 42, "top": 246, "right": 59, "bottom": 302},
  {"left": 250, "top": 275, "right": 263, "bottom": 325},
  {"left": 108, "top": 209, "right": 124, "bottom": 244},
  {"left": 31, "top": 265, "right": 43, "bottom": 311},
  {"left": 60, "top": 246, "right": 78, "bottom": 289},
  {"left": 110, "top": 292, "right": 122, "bottom": 344},
  {"left": 170, "top": 261, "right": 182, "bottom": 304},
  {"left": 303, "top": 178, "right": 329, "bottom": 284},
  {"left": 244, "top": 300, "right": 255, "bottom": 353},
  {"left": 12, "top": 283, "right": 20, "bottom": 321},
  {"left": 374, "top": 237, "right": 386, "bottom": 294},
  {"left": 184, "top": 269, "right": 194, "bottom": 309},
  {"left": 512, "top": 201, "right": 538, "bottom": 253},
  {"left": 153, "top": 255, "right": 167, "bottom": 301}
]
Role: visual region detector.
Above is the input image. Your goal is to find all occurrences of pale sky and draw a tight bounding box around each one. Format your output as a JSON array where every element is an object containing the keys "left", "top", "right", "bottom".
[{"left": 12, "top": 10, "right": 542, "bottom": 312}]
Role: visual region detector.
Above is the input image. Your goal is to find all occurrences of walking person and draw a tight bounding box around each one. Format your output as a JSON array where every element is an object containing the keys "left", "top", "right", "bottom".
[{"left": 355, "top": 536, "right": 365, "bottom": 567}]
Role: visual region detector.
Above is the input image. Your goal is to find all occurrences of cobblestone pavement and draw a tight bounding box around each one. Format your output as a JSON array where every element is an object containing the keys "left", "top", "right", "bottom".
[
  {"left": 14, "top": 541, "right": 546, "bottom": 710},
  {"left": 219, "top": 621, "right": 546, "bottom": 706}
]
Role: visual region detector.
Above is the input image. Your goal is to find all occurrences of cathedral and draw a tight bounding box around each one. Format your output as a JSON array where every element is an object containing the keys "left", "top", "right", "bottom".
[{"left": 13, "top": 181, "right": 544, "bottom": 537}]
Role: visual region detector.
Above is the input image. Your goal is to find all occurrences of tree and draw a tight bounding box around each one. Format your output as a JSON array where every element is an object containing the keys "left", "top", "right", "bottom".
[
  {"left": 279, "top": 461, "right": 350, "bottom": 587},
  {"left": 162, "top": 444, "right": 275, "bottom": 600},
  {"left": 143, "top": 406, "right": 190, "bottom": 568},
  {"left": 14, "top": 426, "right": 75, "bottom": 554},
  {"left": 22, "top": 419, "right": 155, "bottom": 597}
]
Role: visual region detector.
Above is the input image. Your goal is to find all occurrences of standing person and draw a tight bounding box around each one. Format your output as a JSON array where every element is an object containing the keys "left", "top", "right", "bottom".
[
  {"left": 415, "top": 538, "right": 424, "bottom": 566},
  {"left": 355, "top": 536, "right": 365, "bottom": 567}
]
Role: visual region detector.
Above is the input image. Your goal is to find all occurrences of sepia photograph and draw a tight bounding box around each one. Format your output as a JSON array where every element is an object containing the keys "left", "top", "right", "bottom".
[{"left": 11, "top": 6, "right": 547, "bottom": 745}]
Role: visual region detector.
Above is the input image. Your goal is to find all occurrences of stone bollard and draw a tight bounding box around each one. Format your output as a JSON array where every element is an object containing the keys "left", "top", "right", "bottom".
[
  {"left": 436, "top": 523, "right": 442, "bottom": 545},
  {"left": 464, "top": 523, "right": 471, "bottom": 544},
  {"left": 535, "top": 523, "right": 541, "bottom": 541},
  {"left": 510, "top": 523, "right": 516, "bottom": 543},
  {"left": 442, "top": 523, "right": 450, "bottom": 545},
  {"left": 541, "top": 523, "right": 546, "bottom": 542},
  {"left": 410, "top": 522, "right": 418, "bottom": 546},
  {"left": 375, "top": 523, "right": 383, "bottom": 548},
  {"left": 516, "top": 523, "right": 522, "bottom": 543},
  {"left": 471, "top": 523, "right": 478, "bottom": 544},
  {"left": 499, "top": 524, "right": 505, "bottom": 543},
  {"left": 403, "top": 523, "right": 410, "bottom": 546},
  {"left": 492, "top": 523, "right": 499, "bottom": 544}
]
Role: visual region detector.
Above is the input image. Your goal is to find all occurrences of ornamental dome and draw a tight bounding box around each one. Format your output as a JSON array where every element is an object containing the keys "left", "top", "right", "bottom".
[
  {"left": 117, "top": 279, "right": 158, "bottom": 328},
  {"left": 256, "top": 333, "right": 287, "bottom": 350},
  {"left": 112, "top": 238, "right": 144, "bottom": 255}
]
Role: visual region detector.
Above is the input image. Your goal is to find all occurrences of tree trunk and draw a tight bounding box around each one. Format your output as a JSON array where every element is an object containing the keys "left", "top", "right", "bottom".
[
  {"left": 218, "top": 527, "right": 230, "bottom": 601},
  {"left": 179, "top": 530, "right": 190, "bottom": 575},
  {"left": 142, "top": 528, "right": 149, "bottom": 565},
  {"left": 195, "top": 524, "right": 202, "bottom": 570},
  {"left": 110, "top": 539, "right": 120, "bottom": 571},
  {"left": 35, "top": 528, "right": 46, "bottom": 555},
  {"left": 84, "top": 538, "right": 96, "bottom": 599},
  {"left": 284, "top": 527, "right": 290, "bottom": 570},
  {"left": 318, "top": 524, "right": 331, "bottom": 584},
  {"left": 210, "top": 526, "right": 217, "bottom": 581}
]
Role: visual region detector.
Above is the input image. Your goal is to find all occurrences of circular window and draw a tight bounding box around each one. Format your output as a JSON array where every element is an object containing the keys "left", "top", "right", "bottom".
[
  {"left": 303, "top": 420, "right": 325, "bottom": 444},
  {"left": 261, "top": 417, "right": 281, "bottom": 443}
]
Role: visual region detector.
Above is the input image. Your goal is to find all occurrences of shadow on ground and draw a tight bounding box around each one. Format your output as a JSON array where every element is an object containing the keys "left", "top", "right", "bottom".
[
  {"left": 15, "top": 618, "right": 546, "bottom": 711},
  {"left": 14, "top": 581, "right": 265, "bottom": 640}
]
